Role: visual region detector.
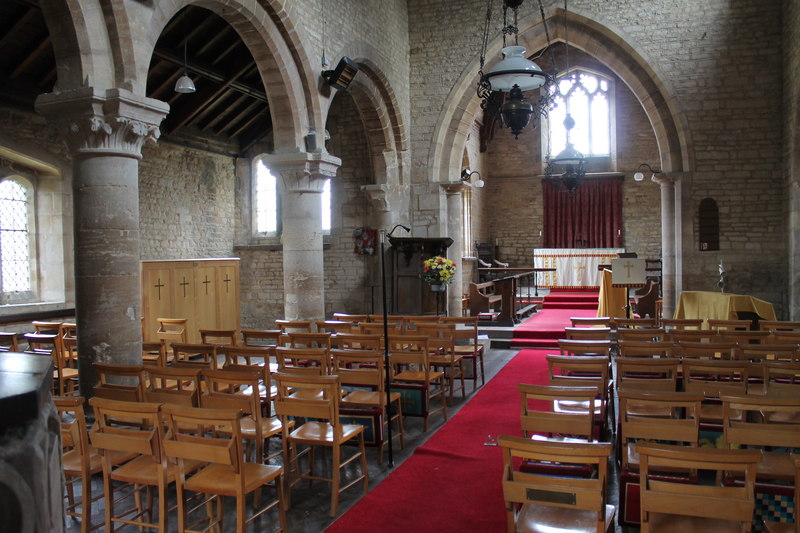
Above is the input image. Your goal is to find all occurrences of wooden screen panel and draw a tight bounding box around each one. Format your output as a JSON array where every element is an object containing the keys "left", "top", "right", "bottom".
[
  {"left": 194, "top": 265, "right": 218, "bottom": 336},
  {"left": 216, "top": 264, "right": 239, "bottom": 330},
  {"left": 172, "top": 267, "right": 198, "bottom": 342},
  {"left": 141, "top": 267, "right": 172, "bottom": 343}
]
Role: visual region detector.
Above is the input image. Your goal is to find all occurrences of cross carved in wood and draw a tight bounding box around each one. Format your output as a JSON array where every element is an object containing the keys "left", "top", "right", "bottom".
[
  {"left": 202, "top": 276, "right": 211, "bottom": 295},
  {"left": 180, "top": 276, "right": 190, "bottom": 298},
  {"left": 154, "top": 278, "right": 165, "bottom": 300}
]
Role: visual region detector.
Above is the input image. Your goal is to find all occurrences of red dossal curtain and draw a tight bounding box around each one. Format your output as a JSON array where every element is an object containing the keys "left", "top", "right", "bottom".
[{"left": 542, "top": 177, "right": 623, "bottom": 248}]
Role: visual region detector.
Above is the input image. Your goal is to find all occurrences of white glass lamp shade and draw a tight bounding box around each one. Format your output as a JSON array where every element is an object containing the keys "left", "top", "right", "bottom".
[
  {"left": 484, "top": 46, "right": 547, "bottom": 92},
  {"left": 174, "top": 73, "right": 196, "bottom": 93},
  {"left": 633, "top": 171, "right": 645, "bottom": 182},
  {"left": 552, "top": 143, "right": 585, "bottom": 166},
  {"left": 474, "top": 176, "right": 485, "bottom": 188}
]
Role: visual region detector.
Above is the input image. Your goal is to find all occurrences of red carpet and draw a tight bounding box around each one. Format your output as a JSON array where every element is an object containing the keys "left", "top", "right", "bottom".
[
  {"left": 325, "top": 349, "right": 550, "bottom": 533},
  {"left": 510, "top": 291, "right": 599, "bottom": 348}
]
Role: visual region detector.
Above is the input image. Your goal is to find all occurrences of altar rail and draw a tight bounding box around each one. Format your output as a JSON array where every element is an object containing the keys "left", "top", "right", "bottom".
[{"left": 472, "top": 269, "right": 538, "bottom": 326}]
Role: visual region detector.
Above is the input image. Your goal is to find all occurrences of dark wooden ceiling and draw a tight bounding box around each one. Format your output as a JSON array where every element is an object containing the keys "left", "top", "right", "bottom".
[{"left": 0, "top": 1, "right": 271, "bottom": 155}]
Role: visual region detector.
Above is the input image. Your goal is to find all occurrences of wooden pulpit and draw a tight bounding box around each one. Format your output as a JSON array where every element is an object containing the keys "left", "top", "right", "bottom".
[{"left": 388, "top": 237, "right": 453, "bottom": 315}]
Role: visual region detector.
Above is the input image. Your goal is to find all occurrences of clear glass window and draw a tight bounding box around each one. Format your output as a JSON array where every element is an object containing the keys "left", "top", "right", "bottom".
[
  {"left": 255, "top": 160, "right": 278, "bottom": 234},
  {"left": 548, "top": 69, "right": 612, "bottom": 158},
  {"left": 0, "top": 178, "right": 33, "bottom": 296},
  {"left": 321, "top": 178, "right": 331, "bottom": 233}
]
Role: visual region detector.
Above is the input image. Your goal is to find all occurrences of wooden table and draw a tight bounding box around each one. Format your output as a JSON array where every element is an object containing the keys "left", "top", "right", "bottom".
[{"left": 674, "top": 291, "right": 776, "bottom": 326}]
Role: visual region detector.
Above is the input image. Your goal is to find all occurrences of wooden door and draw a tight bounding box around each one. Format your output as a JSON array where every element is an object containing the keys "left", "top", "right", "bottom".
[
  {"left": 171, "top": 266, "right": 198, "bottom": 342},
  {"left": 216, "top": 263, "right": 239, "bottom": 330},
  {"left": 141, "top": 266, "right": 173, "bottom": 342},
  {"left": 194, "top": 264, "right": 218, "bottom": 333}
]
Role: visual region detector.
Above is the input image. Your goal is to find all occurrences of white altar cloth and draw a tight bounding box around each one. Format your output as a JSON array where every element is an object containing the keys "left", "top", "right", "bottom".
[{"left": 533, "top": 248, "right": 625, "bottom": 288}]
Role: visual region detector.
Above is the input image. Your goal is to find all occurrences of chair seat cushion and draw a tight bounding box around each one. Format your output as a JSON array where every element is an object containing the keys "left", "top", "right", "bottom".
[{"left": 517, "top": 503, "right": 615, "bottom": 533}]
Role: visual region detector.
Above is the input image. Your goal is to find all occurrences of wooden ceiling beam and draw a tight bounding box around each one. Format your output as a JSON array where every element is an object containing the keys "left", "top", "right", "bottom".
[
  {"left": 216, "top": 100, "right": 261, "bottom": 136},
  {"left": 10, "top": 34, "right": 52, "bottom": 79}
]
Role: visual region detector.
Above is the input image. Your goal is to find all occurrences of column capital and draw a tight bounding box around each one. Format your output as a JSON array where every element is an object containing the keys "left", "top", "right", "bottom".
[
  {"left": 262, "top": 151, "right": 342, "bottom": 193},
  {"left": 361, "top": 184, "right": 391, "bottom": 212},
  {"left": 440, "top": 180, "right": 467, "bottom": 195},
  {"left": 35, "top": 88, "right": 169, "bottom": 159}
]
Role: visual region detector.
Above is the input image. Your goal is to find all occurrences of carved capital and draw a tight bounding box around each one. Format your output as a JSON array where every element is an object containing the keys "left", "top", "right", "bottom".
[
  {"left": 440, "top": 180, "right": 467, "bottom": 195},
  {"left": 263, "top": 151, "right": 342, "bottom": 193},
  {"left": 36, "top": 88, "right": 169, "bottom": 159},
  {"left": 362, "top": 184, "right": 390, "bottom": 211}
]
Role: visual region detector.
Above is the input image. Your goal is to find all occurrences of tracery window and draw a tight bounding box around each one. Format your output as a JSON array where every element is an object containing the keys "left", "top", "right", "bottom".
[{"left": 547, "top": 69, "right": 613, "bottom": 158}]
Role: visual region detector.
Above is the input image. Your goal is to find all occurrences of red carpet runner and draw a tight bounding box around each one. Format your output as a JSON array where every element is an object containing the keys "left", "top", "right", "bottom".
[
  {"left": 511, "top": 289, "right": 599, "bottom": 348},
  {"left": 325, "top": 349, "right": 549, "bottom": 533}
]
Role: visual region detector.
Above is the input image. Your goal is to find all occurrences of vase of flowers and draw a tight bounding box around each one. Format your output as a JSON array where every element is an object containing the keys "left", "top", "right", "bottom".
[{"left": 421, "top": 256, "right": 457, "bottom": 292}]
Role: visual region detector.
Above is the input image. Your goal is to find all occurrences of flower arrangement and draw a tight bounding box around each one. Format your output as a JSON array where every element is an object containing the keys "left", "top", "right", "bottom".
[{"left": 421, "top": 256, "right": 457, "bottom": 285}]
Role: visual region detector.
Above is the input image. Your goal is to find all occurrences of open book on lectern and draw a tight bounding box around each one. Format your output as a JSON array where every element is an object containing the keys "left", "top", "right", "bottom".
[{"left": 611, "top": 257, "right": 646, "bottom": 287}]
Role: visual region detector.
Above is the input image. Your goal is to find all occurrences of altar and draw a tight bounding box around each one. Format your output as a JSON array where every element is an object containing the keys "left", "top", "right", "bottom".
[{"left": 533, "top": 248, "right": 625, "bottom": 289}]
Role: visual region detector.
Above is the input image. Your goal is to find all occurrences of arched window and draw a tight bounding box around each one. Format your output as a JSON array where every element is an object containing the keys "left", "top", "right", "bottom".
[
  {"left": 698, "top": 198, "right": 720, "bottom": 251},
  {"left": 321, "top": 178, "right": 331, "bottom": 234},
  {"left": 254, "top": 160, "right": 279, "bottom": 235},
  {"left": 0, "top": 177, "right": 35, "bottom": 301},
  {"left": 547, "top": 69, "right": 613, "bottom": 158}
]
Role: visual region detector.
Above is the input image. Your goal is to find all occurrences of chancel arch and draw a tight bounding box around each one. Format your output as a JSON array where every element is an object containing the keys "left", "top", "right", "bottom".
[{"left": 427, "top": 6, "right": 693, "bottom": 316}]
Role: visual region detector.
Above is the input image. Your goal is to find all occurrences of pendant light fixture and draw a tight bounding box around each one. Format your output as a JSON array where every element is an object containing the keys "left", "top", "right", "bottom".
[
  {"left": 476, "top": 0, "right": 557, "bottom": 138},
  {"left": 174, "top": 39, "right": 196, "bottom": 94}
]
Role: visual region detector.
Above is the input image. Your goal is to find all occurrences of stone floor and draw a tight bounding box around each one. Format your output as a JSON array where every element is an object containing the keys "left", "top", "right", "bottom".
[{"left": 64, "top": 344, "right": 634, "bottom": 532}]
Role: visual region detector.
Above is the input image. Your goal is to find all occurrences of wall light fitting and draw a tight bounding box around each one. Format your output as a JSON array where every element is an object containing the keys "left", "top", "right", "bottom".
[
  {"left": 633, "top": 163, "right": 662, "bottom": 182},
  {"left": 322, "top": 57, "right": 359, "bottom": 90},
  {"left": 461, "top": 169, "right": 485, "bottom": 188}
]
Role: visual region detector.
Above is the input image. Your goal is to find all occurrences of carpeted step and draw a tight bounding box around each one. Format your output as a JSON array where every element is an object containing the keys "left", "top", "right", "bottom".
[
  {"left": 541, "top": 301, "right": 598, "bottom": 309},
  {"left": 510, "top": 338, "right": 560, "bottom": 349},
  {"left": 544, "top": 293, "right": 599, "bottom": 303}
]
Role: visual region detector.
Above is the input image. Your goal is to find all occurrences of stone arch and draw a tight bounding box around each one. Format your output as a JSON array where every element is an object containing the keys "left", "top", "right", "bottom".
[
  {"left": 40, "top": 0, "right": 322, "bottom": 152},
  {"left": 428, "top": 7, "right": 693, "bottom": 186}
]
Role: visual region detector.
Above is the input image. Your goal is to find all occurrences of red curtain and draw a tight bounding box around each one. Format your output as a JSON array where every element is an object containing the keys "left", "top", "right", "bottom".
[{"left": 542, "top": 177, "right": 623, "bottom": 248}]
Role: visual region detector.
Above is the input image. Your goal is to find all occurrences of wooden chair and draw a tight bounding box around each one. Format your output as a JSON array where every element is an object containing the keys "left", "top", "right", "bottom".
[
  {"left": 389, "top": 336, "right": 447, "bottom": 431},
  {"left": 764, "top": 455, "right": 800, "bottom": 533},
  {"left": 440, "top": 316, "right": 485, "bottom": 390},
  {"left": 736, "top": 344, "right": 800, "bottom": 362},
  {"left": 768, "top": 331, "right": 800, "bottom": 345},
  {"left": 415, "top": 323, "right": 465, "bottom": 402},
  {"left": 518, "top": 383, "right": 600, "bottom": 442},
  {"left": 546, "top": 355, "right": 612, "bottom": 438},
  {"left": 0, "top": 331, "right": 19, "bottom": 351},
  {"left": 333, "top": 332, "right": 383, "bottom": 350},
  {"left": 616, "top": 390, "right": 704, "bottom": 526},
  {"left": 616, "top": 328, "right": 665, "bottom": 342},
  {"left": 28, "top": 332, "right": 78, "bottom": 395},
  {"left": 217, "top": 344, "right": 274, "bottom": 370},
  {"left": 273, "top": 373, "right": 369, "bottom": 516},
  {"left": 761, "top": 361, "right": 800, "bottom": 396},
  {"left": 275, "top": 319, "right": 313, "bottom": 333},
  {"left": 665, "top": 329, "right": 718, "bottom": 343},
  {"left": 155, "top": 317, "right": 187, "bottom": 350},
  {"left": 88, "top": 397, "right": 181, "bottom": 532},
  {"left": 661, "top": 318, "right": 703, "bottom": 330},
  {"left": 92, "top": 362, "right": 147, "bottom": 402},
  {"left": 617, "top": 340, "right": 673, "bottom": 358},
  {"left": 198, "top": 327, "right": 237, "bottom": 346},
  {"left": 200, "top": 367, "right": 286, "bottom": 465},
  {"left": 331, "top": 313, "right": 369, "bottom": 323},
  {"left": 615, "top": 317, "right": 658, "bottom": 329},
  {"left": 161, "top": 404, "right": 287, "bottom": 533},
  {"left": 55, "top": 395, "right": 130, "bottom": 533},
  {"left": 558, "top": 339, "right": 612, "bottom": 357},
  {"left": 717, "top": 329, "right": 772, "bottom": 344},
  {"left": 498, "top": 436, "right": 615, "bottom": 533},
  {"left": 637, "top": 442, "right": 761, "bottom": 532},
  {"left": 564, "top": 327, "right": 612, "bottom": 341},
  {"left": 358, "top": 322, "right": 402, "bottom": 336},
  {"left": 682, "top": 359, "right": 752, "bottom": 424},
  {"left": 170, "top": 342, "right": 218, "bottom": 370},
  {"left": 315, "top": 320, "right": 356, "bottom": 334},
  {"left": 722, "top": 395, "right": 800, "bottom": 478},
  {"left": 240, "top": 328, "right": 281, "bottom": 347},
  {"left": 332, "top": 348, "right": 404, "bottom": 464},
  {"left": 673, "top": 340, "right": 738, "bottom": 360},
  {"left": 707, "top": 318, "right": 753, "bottom": 331},
  {"left": 760, "top": 320, "right": 800, "bottom": 333},
  {"left": 143, "top": 366, "right": 202, "bottom": 406},
  {"left": 274, "top": 346, "right": 331, "bottom": 376},
  {"left": 282, "top": 331, "right": 332, "bottom": 351},
  {"left": 32, "top": 320, "right": 63, "bottom": 334},
  {"left": 615, "top": 357, "right": 680, "bottom": 393},
  {"left": 569, "top": 316, "right": 613, "bottom": 328}
]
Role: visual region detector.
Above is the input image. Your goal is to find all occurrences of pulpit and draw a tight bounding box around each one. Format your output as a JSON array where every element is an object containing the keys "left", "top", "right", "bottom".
[{"left": 388, "top": 237, "right": 453, "bottom": 315}]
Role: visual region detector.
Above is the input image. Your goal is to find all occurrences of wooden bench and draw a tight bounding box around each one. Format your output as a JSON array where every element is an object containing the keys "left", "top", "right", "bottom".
[{"left": 469, "top": 281, "right": 502, "bottom": 317}]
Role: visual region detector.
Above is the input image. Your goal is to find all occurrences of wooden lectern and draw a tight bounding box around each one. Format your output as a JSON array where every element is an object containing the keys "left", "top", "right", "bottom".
[{"left": 388, "top": 237, "right": 453, "bottom": 315}]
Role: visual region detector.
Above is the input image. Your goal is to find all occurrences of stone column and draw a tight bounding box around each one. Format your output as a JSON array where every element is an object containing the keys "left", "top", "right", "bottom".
[
  {"left": 441, "top": 181, "right": 466, "bottom": 317},
  {"left": 36, "top": 88, "right": 168, "bottom": 391},
  {"left": 263, "top": 152, "right": 341, "bottom": 321},
  {"left": 653, "top": 174, "right": 677, "bottom": 318}
]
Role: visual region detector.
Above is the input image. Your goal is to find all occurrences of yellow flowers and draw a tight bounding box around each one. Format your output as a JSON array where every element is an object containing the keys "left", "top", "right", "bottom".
[{"left": 421, "top": 256, "right": 457, "bottom": 285}]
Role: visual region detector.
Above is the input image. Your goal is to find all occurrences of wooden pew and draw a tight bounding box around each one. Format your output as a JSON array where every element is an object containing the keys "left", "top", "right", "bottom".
[{"left": 469, "top": 281, "right": 502, "bottom": 318}]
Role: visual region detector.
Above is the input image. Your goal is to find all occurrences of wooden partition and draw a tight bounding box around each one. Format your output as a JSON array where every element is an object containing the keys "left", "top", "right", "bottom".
[{"left": 141, "top": 258, "right": 240, "bottom": 343}]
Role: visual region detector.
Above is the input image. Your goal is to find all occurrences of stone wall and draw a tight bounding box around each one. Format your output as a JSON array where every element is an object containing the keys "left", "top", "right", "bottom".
[
  {"left": 139, "top": 142, "right": 236, "bottom": 260},
  {"left": 324, "top": 92, "right": 377, "bottom": 316},
  {"left": 786, "top": 0, "right": 800, "bottom": 320},
  {"left": 408, "top": 0, "right": 787, "bottom": 314}
]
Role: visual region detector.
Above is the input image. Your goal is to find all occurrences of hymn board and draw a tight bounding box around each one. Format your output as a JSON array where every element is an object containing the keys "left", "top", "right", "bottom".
[{"left": 141, "top": 258, "right": 240, "bottom": 343}]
